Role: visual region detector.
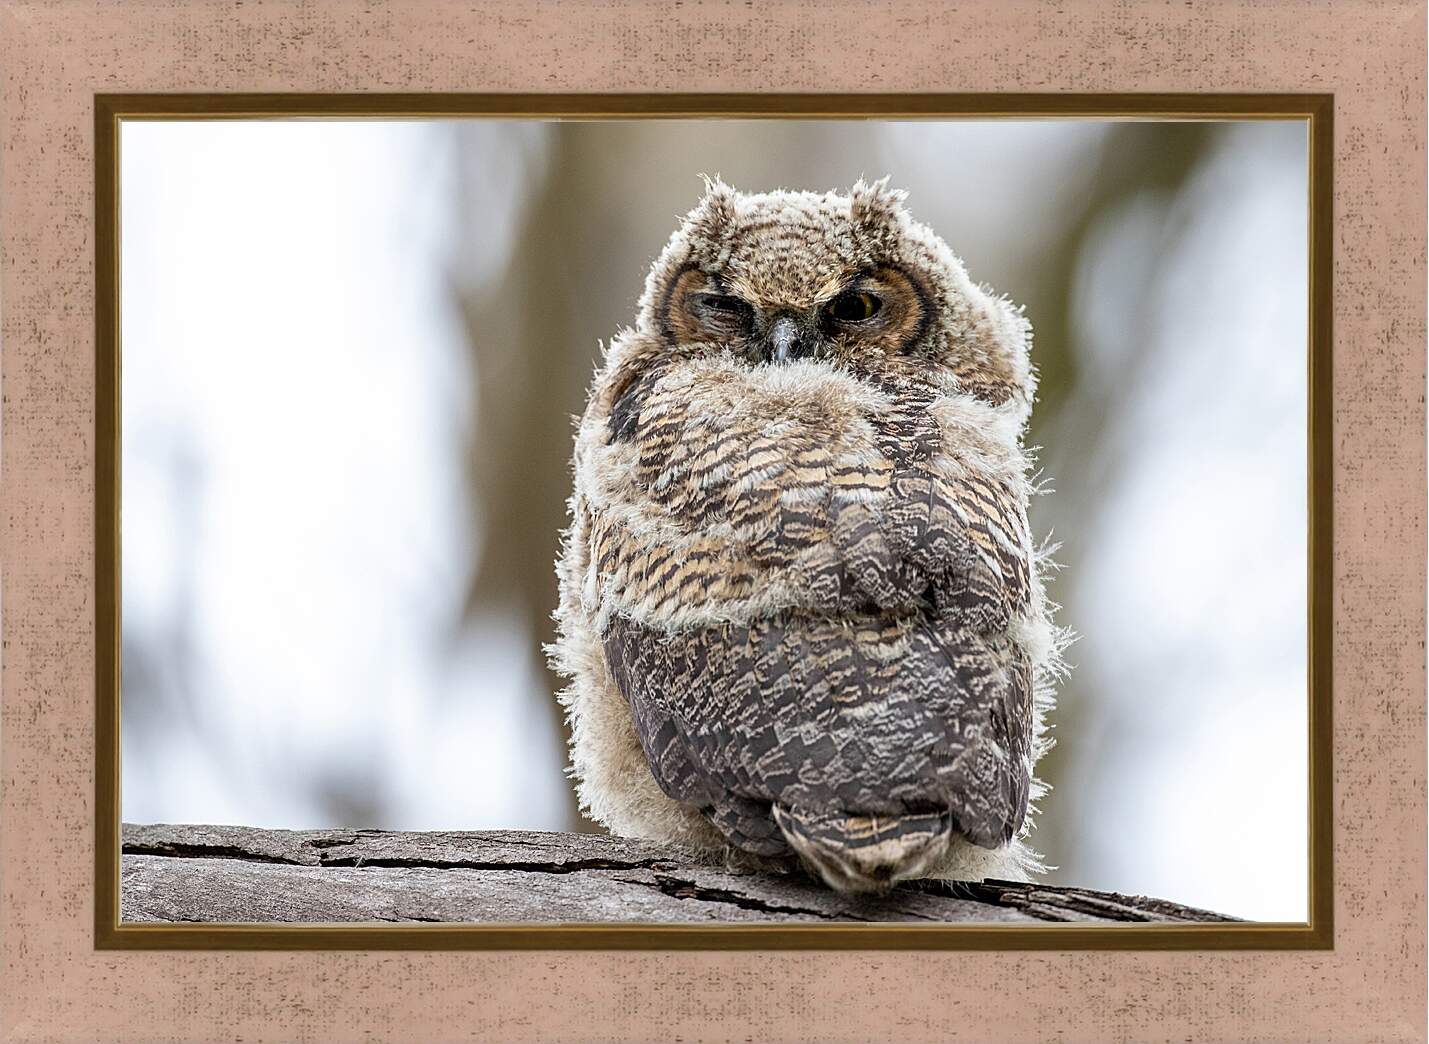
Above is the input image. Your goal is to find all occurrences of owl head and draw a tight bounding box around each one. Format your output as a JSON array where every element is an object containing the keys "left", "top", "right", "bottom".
[{"left": 623, "top": 177, "right": 1035, "bottom": 419}]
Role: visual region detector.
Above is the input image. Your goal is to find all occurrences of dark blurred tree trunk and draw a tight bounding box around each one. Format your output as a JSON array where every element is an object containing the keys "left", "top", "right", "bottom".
[{"left": 454, "top": 127, "right": 596, "bottom": 832}]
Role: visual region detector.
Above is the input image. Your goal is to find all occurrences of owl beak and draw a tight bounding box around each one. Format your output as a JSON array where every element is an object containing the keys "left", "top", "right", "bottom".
[{"left": 766, "top": 315, "right": 813, "bottom": 364}]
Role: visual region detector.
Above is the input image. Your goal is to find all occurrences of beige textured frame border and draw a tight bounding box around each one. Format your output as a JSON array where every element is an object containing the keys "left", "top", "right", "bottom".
[
  {"left": 3, "top": 3, "right": 1423, "bottom": 1040},
  {"left": 92, "top": 92, "right": 1334, "bottom": 953}
]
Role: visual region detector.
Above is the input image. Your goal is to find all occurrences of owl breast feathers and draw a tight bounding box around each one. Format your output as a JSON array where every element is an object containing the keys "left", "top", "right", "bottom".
[{"left": 551, "top": 178, "right": 1064, "bottom": 893}]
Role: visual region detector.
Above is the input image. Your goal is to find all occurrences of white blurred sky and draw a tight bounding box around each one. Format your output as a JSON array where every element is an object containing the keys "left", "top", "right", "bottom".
[
  {"left": 119, "top": 119, "right": 1308, "bottom": 920},
  {"left": 120, "top": 121, "right": 567, "bottom": 831}
]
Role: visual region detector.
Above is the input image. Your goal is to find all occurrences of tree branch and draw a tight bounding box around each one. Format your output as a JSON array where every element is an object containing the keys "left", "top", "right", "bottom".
[{"left": 121, "top": 823, "right": 1238, "bottom": 925}]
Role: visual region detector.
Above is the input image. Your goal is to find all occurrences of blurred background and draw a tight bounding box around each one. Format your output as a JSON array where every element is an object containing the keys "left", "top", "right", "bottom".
[{"left": 120, "top": 117, "right": 1308, "bottom": 921}]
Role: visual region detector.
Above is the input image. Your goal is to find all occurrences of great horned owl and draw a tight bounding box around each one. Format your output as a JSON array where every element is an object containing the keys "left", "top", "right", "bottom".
[{"left": 551, "top": 178, "right": 1064, "bottom": 893}]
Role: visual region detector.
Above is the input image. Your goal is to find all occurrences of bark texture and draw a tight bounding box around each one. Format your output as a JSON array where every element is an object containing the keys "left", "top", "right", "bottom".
[{"left": 121, "top": 823, "right": 1238, "bottom": 925}]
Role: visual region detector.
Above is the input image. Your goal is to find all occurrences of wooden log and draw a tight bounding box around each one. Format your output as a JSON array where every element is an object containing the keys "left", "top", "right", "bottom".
[{"left": 121, "top": 823, "right": 1239, "bottom": 925}]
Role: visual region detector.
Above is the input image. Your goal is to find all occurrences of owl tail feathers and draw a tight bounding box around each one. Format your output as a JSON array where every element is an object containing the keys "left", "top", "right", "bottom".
[{"left": 771, "top": 805, "right": 954, "bottom": 894}]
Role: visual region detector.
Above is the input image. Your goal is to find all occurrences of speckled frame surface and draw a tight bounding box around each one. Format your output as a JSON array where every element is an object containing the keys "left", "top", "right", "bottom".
[{"left": 2, "top": 2, "right": 1424, "bottom": 1040}]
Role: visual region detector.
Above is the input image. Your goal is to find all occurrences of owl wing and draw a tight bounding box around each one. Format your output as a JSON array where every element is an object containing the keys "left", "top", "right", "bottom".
[
  {"left": 603, "top": 611, "right": 1035, "bottom": 853},
  {"left": 591, "top": 362, "right": 1035, "bottom": 852}
]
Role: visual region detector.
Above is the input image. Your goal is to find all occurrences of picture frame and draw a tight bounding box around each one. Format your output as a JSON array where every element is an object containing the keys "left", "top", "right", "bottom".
[
  {"left": 3, "top": 3, "right": 1422, "bottom": 1040},
  {"left": 94, "top": 91, "right": 1334, "bottom": 954}
]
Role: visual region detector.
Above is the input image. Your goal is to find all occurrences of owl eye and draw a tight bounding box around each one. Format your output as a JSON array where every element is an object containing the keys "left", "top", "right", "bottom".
[
  {"left": 827, "top": 291, "right": 882, "bottom": 323},
  {"left": 696, "top": 293, "right": 750, "bottom": 315},
  {"left": 690, "top": 292, "right": 754, "bottom": 337}
]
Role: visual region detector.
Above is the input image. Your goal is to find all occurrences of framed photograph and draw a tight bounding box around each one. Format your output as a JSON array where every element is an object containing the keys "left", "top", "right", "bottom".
[
  {"left": 3, "top": 4, "right": 1422, "bottom": 1042},
  {"left": 98, "top": 94, "right": 1331, "bottom": 950}
]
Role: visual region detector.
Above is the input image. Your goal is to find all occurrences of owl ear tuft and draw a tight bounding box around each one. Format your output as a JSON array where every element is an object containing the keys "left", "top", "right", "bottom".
[
  {"left": 689, "top": 175, "right": 739, "bottom": 240},
  {"left": 849, "top": 176, "right": 908, "bottom": 230}
]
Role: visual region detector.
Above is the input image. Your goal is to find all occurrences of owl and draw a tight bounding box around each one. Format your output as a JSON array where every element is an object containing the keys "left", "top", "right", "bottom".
[{"left": 550, "top": 178, "right": 1065, "bottom": 893}]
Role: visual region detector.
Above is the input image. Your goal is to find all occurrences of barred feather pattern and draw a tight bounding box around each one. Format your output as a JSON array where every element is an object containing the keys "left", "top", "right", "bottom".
[{"left": 589, "top": 363, "right": 1031, "bottom": 634}]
